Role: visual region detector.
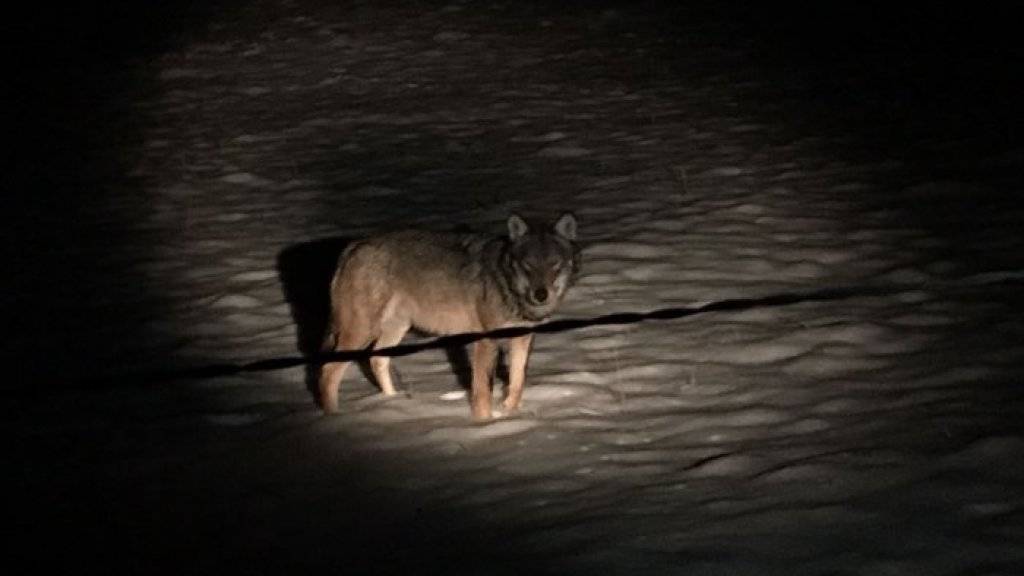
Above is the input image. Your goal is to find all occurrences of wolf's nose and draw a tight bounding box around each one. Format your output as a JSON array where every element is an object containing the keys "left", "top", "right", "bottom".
[{"left": 533, "top": 287, "right": 549, "bottom": 303}]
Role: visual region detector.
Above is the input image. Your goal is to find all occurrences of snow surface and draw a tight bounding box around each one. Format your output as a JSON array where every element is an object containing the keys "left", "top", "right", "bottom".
[{"left": 7, "top": 1, "right": 1024, "bottom": 574}]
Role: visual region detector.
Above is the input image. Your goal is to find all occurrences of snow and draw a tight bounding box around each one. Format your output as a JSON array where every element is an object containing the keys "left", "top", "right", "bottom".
[{"left": 6, "top": 1, "right": 1024, "bottom": 574}]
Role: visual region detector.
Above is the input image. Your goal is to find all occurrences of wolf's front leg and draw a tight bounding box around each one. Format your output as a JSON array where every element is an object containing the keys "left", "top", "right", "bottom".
[
  {"left": 470, "top": 339, "right": 498, "bottom": 420},
  {"left": 502, "top": 334, "right": 534, "bottom": 414}
]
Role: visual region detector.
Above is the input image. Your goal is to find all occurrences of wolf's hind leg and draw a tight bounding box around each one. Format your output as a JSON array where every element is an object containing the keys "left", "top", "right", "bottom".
[
  {"left": 319, "top": 360, "right": 350, "bottom": 414},
  {"left": 370, "top": 320, "right": 410, "bottom": 396},
  {"left": 320, "top": 325, "right": 374, "bottom": 414}
]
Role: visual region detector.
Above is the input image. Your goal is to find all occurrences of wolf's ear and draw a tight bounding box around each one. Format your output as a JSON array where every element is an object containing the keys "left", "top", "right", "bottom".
[
  {"left": 507, "top": 214, "right": 529, "bottom": 240},
  {"left": 553, "top": 212, "right": 577, "bottom": 241}
]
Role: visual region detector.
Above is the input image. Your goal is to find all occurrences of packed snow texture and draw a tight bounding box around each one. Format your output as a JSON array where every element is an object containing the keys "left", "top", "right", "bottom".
[{"left": 7, "top": 1, "right": 1023, "bottom": 574}]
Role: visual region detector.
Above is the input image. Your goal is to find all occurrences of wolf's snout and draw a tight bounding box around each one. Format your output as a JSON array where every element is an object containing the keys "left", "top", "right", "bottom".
[{"left": 532, "top": 287, "right": 549, "bottom": 304}]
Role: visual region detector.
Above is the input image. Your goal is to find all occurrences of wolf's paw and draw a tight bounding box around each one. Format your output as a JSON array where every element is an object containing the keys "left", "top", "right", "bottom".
[{"left": 471, "top": 407, "right": 493, "bottom": 422}]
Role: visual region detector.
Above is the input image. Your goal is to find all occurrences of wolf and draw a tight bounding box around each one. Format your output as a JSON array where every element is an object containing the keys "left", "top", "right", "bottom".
[{"left": 319, "top": 213, "right": 580, "bottom": 420}]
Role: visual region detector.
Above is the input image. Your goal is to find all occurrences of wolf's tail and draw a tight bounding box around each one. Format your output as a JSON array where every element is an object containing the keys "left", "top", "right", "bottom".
[
  {"left": 320, "top": 326, "right": 337, "bottom": 353},
  {"left": 320, "top": 243, "right": 360, "bottom": 355}
]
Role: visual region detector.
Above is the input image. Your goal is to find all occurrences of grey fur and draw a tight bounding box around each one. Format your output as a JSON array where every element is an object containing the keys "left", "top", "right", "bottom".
[{"left": 319, "top": 213, "right": 580, "bottom": 420}]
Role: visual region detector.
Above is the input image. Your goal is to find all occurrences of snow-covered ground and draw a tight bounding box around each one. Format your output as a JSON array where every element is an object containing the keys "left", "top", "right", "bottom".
[{"left": 8, "top": 1, "right": 1023, "bottom": 574}]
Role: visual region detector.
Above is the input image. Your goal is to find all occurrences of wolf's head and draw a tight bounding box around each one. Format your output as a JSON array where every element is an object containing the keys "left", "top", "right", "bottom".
[{"left": 503, "top": 212, "right": 580, "bottom": 321}]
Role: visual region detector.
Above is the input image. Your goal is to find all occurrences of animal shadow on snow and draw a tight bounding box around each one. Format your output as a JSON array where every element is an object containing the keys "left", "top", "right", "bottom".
[{"left": 276, "top": 236, "right": 482, "bottom": 407}]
